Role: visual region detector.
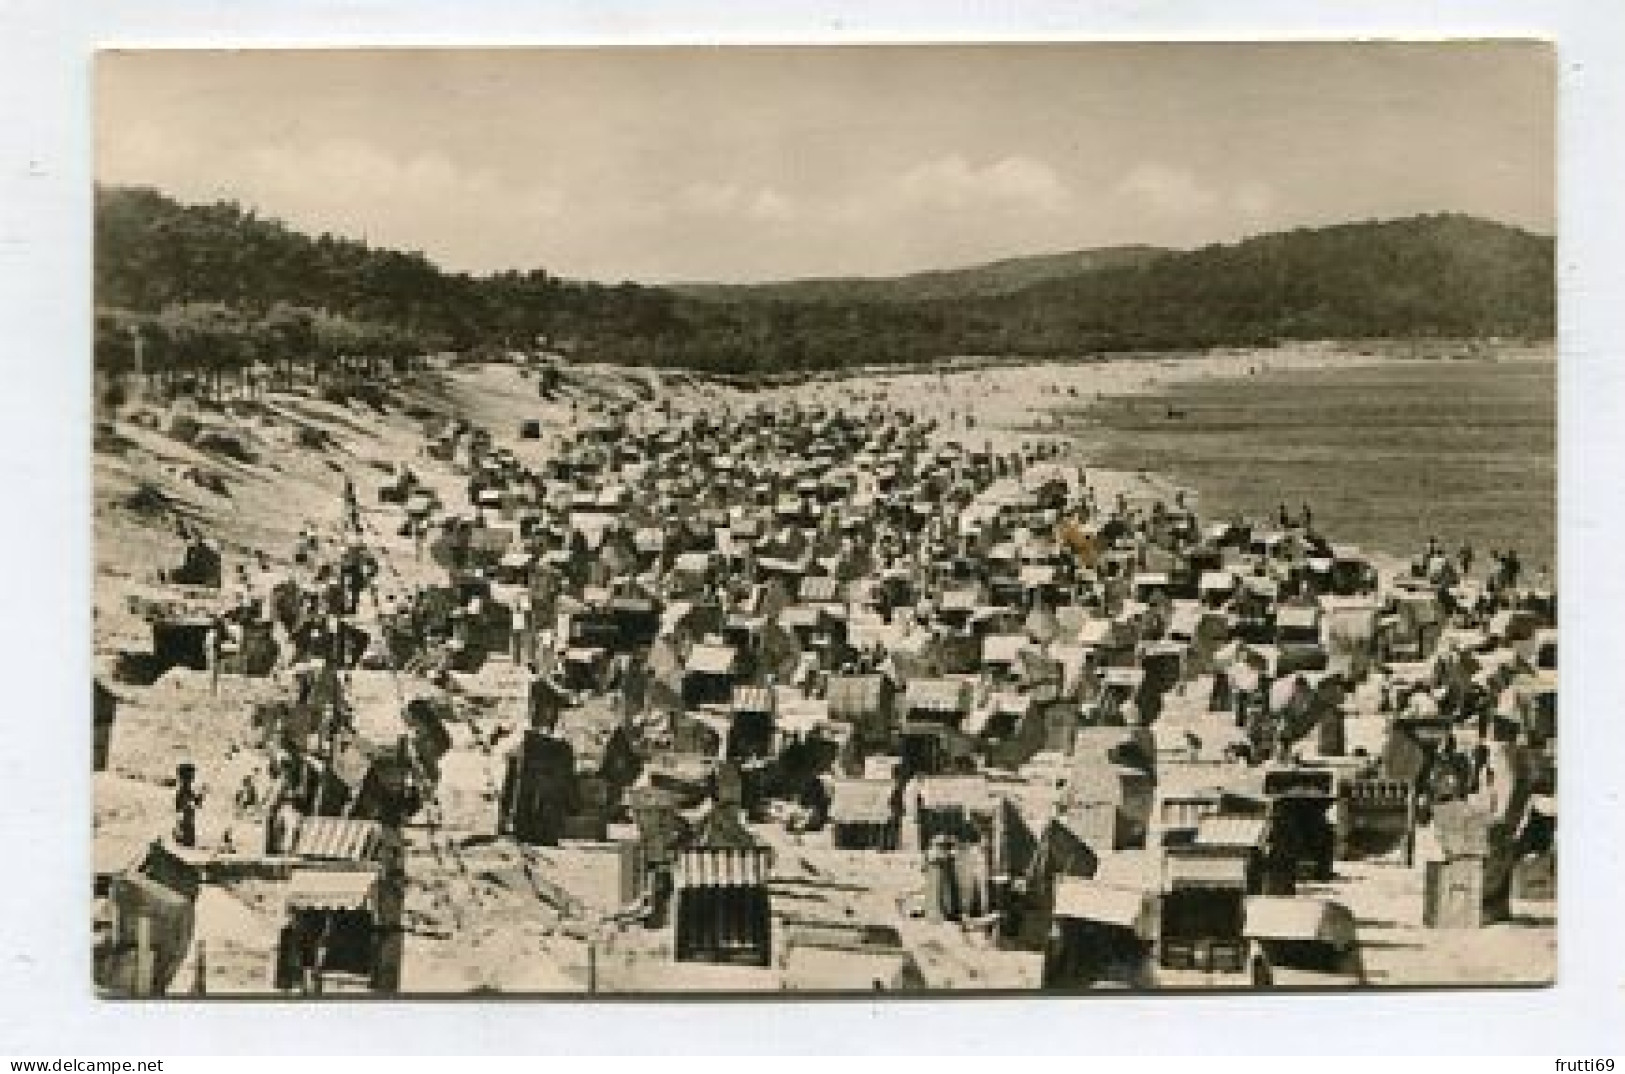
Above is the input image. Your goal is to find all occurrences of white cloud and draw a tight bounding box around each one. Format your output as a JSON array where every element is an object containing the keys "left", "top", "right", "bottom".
[
  {"left": 99, "top": 132, "right": 568, "bottom": 270},
  {"left": 678, "top": 180, "right": 743, "bottom": 216},
  {"left": 676, "top": 181, "right": 796, "bottom": 223},
  {"left": 1115, "top": 162, "right": 1221, "bottom": 219},
  {"left": 891, "top": 154, "right": 1072, "bottom": 214},
  {"left": 169, "top": 140, "right": 570, "bottom": 269},
  {"left": 747, "top": 187, "right": 795, "bottom": 223},
  {"left": 1114, "top": 165, "right": 1281, "bottom": 235},
  {"left": 242, "top": 141, "right": 563, "bottom": 226}
]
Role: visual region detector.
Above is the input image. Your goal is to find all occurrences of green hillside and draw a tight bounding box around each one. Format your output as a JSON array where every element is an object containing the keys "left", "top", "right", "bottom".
[
  {"left": 672, "top": 245, "right": 1169, "bottom": 304},
  {"left": 95, "top": 185, "right": 1554, "bottom": 379}
]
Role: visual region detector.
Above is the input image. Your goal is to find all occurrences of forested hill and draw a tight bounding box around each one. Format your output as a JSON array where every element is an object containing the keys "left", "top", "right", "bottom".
[
  {"left": 671, "top": 245, "right": 1169, "bottom": 304},
  {"left": 953, "top": 213, "right": 1556, "bottom": 352},
  {"left": 94, "top": 185, "right": 679, "bottom": 355},
  {"left": 95, "top": 185, "right": 1554, "bottom": 377}
]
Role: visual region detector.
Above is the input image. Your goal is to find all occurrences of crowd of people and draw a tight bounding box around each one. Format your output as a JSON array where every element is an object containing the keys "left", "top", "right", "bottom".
[{"left": 126, "top": 371, "right": 1557, "bottom": 991}]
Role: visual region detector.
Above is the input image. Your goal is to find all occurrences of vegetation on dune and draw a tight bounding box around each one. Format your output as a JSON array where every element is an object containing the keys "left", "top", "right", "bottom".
[{"left": 95, "top": 185, "right": 1554, "bottom": 381}]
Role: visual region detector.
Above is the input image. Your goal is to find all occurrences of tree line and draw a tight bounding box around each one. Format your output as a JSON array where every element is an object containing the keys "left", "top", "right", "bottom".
[{"left": 95, "top": 184, "right": 1555, "bottom": 381}]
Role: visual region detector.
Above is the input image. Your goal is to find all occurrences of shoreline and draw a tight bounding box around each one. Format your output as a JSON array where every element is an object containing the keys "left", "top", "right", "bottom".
[
  {"left": 741, "top": 339, "right": 1552, "bottom": 574},
  {"left": 1058, "top": 346, "right": 1555, "bottom": 572},
  {"left": 664, "top": 335, "right": 1555, "bottom": 391}
]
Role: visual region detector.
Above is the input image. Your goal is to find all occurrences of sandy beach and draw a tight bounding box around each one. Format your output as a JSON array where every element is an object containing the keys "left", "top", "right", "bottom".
[{"left": 94, "top": 339, "right": 1555, "bottom": 995}]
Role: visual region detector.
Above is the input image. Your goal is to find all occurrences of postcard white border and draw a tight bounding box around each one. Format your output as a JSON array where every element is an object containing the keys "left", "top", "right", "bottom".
[{"left": 2, "top": 0, "right": 1621, "bottom": 1056}]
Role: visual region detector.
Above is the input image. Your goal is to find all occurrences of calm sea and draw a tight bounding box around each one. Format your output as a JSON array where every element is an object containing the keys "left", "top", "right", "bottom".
[{"left": 1070, "top": 355, "right": 1556, "bottom": 571}]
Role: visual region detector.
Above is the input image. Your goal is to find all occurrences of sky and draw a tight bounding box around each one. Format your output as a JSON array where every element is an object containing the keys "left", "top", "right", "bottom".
[{"left": 96, "top": 43, "right": 1554, "bottom": 284}]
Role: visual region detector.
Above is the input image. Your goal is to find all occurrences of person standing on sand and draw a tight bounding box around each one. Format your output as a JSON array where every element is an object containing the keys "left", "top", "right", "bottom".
[
  {"left": 923, "top": 834, "right": 962, "bottom": 923},
  {"left": 525, "top": 658, "right": 572, "bottom": 734},
  {"left": 173, "top": 763, "right": 204, "bottom": 848},
  {"left": 1459, "top": 543, "right": 1475, "bottom": 577},
  {"left": 234, "top": 771, "right": 260, "bottom": 816},
  {"left": 342, "top": 473, "right": 360, "bottom": 532},
  {"left": 511, "top": 588, "right": 532, "bottom": 665}
]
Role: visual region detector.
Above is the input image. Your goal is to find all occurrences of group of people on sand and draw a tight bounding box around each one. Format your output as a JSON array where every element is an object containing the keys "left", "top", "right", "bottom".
[
  {"left": 1423, "top": 534, "right": 1540, "bottom": 592},
  {"left": 172, "top": 467, "right": 409, "bottom": 852},
  {"left": 1277, "top": 502, "right": 1315, "bottom": 532}
]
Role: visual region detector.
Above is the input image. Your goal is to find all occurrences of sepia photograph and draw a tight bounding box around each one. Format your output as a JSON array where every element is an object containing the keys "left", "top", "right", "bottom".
[{"left": 89, "top": 42, "right": 1557, "bottom": 998}]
